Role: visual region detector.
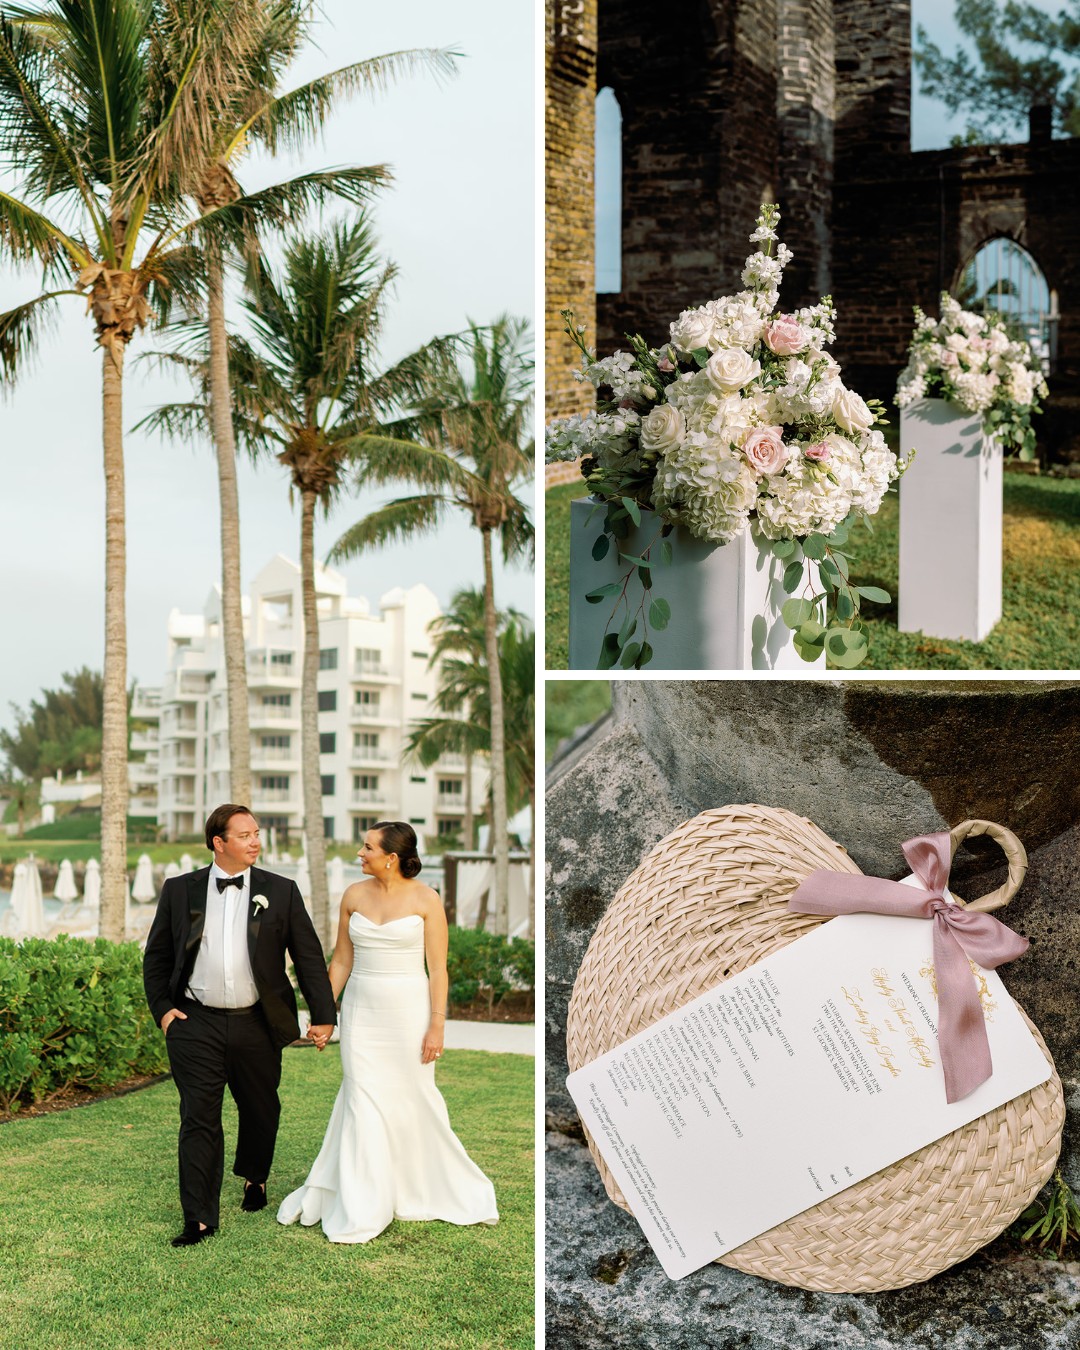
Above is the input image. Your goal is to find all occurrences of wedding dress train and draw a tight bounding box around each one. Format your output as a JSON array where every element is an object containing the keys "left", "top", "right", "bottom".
[{"left": 277, "top": 912, "right": 499, "bottom": 1243}]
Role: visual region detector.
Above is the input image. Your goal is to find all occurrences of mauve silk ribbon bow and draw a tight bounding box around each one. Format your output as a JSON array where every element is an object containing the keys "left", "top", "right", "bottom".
[{"left": 788, "top": 832, "right": 1029, "bottom": 1104}]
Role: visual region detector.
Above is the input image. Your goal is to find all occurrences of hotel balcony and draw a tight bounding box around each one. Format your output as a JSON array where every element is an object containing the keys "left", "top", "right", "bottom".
[
  {"left": 131, "top": 688, "right": 162, "bottom": 719},
  {"left": 247, "top": 649, "right": 300, "bottom": 690},
  {"left": 436, "top": 753, "right": 466, "bottom": 769},
  {"left": 249, "top": 703, "right": 301, "bottom": 729},
  {"left": 351, "top": 662, "right": 400, "bottom": 684},
  {"left": 348, "top": 706, "right": 396, "bottom": 727},
  {"left": 350, "top": 789, "right": 394, "bottom": 807},
  {"left": 251, "top": 745, "right": 301, "bottom": 768},
  {"left": 436, "top": 794, "right": 466, "bottom": 812},
  {"left": 349, "top": 747, "right": 393, "bottom": 767}
]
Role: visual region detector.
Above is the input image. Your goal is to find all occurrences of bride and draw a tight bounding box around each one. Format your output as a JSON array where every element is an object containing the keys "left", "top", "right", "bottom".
[{"left": 276, "top": 822, "right": 499, "bottom": 1242}]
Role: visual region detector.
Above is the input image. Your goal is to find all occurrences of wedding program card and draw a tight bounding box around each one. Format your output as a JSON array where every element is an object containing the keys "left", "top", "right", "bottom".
[{"left": 566, "top": 882, "right": 1053, "bottom": 1279}]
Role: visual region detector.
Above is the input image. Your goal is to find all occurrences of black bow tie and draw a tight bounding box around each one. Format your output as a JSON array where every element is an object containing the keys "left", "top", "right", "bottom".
[{"left": 216, "top": 874, "right": 244, "bottom": 892}]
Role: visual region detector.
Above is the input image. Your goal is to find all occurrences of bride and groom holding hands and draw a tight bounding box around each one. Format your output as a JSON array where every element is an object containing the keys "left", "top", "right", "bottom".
[{"left": 143, "top": 803, "right": 498, "bottom": 1247}]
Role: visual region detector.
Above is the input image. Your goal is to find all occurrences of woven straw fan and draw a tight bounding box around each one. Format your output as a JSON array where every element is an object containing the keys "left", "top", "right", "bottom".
[{"left": 566, "top": 806, "right": 1063, "bottom": 1293}]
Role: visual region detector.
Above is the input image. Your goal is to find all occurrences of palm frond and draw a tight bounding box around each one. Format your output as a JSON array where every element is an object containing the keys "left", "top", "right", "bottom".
[
  {"left": 327, "top": 494, "right": 447, "bottom": 561},
  {"left": 0, "top": 187, "right": 87, "bottom": 270},
  {"left": 0, "top": 289, "right": 76, "bottom": 383},
  {"left": 241, "top": 47, "right": 459, "bottom": 156},
  {"left": 129, "top": 399, "right": 208, "bottom": 442},
  {"left": 342, "top": 433, "right": 481, "bottom": 497}
]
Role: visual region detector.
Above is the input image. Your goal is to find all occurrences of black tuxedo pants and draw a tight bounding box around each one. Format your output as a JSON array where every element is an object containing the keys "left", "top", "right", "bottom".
[{"left": 164, "top": 999, "right": 282, "bottom": 1228}]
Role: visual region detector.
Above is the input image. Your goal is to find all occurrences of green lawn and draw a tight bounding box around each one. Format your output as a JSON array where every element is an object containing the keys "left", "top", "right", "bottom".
[
  {"left": 0, "top": 1047, "right": 534, "bottom": 1350},
  {"left": 545, "top": 473, "right": 1080, "bottom": 670}
]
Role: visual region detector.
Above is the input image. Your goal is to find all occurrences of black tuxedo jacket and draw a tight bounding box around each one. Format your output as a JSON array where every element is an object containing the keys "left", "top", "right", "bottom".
[{"left": 143, "top": 864, "right": 337, "bottom": 1050}]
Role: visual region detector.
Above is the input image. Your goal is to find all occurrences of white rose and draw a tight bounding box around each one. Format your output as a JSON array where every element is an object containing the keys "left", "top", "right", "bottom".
[
  {"left": 639, "top": 403, "right": 686, "bottom": 456},
  {"left": 670, "top": 309, "right": 715, "bottom": 354},
  {"left": 832, "top": 386, "right": 874, "bottom": 433},
  {"left": 704, "top": 348, "right": 760, "bottom": 394}
]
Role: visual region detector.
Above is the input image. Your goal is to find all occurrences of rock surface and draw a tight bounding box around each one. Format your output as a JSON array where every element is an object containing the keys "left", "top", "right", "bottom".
[{"left": 546, "top": 680, "right": 1080, "bottom": 1347}]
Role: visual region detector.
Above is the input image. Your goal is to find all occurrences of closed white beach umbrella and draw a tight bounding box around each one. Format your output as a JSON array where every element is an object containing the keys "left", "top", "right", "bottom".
[
  {"left": 179, "top": 852, "right": 194, "bottom": 873},
  {"left": 163, "top": 861, "right": 181, "bottom": 880},
  {"left": 83, "top": 858, "right": 101, "bottom": 909},
  {"left": 12, "top": 859, "right": 47, "bottom": 938},
  {"left": 54, "top": 859, "right": 79, "bottom": 902},
  {"left": 327, "top": 855, "right": 346, "bottom": 904},
  {"left": 132, "top": 854, "right": 157, "bottom": 902},
  {"left": 295, "top": 854, "right": 310, "bottom": 903}
]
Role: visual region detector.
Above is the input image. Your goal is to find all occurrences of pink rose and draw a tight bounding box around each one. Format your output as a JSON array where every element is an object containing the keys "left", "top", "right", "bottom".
[
  {"left": 763, "top": 314, "right": 808, "bottom": 355},
  {"left": 804, "top": 441, "right": 830, "bottom": 461},
  {"left": 942, "top": 350, "right": 959, "bottom": 368},
  {"left": 742, "top": 425, "right": 789, "bottom": 475},
  {"left": 657, "top": 357, "right": 675, "bottom": 373}
]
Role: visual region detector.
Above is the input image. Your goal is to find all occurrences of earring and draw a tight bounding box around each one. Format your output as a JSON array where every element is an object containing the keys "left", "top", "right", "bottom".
[{"left": 386, "top": 862, "right": 391, "bottom": 870}]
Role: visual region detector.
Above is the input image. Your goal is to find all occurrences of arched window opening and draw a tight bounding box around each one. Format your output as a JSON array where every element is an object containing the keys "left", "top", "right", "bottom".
[
  {"left": 595, "top": 86, "right": 622, "bottom": 294},
  {"left": 955, "top": 238, "right": 1057, "bottom": 373}
]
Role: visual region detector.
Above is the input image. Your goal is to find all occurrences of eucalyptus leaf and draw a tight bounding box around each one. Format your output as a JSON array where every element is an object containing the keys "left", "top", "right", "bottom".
[
  {"left": 649, "top": 597, "right": 671, "bottom": 630},
  {"left": 781, "top": 597, "right": 814, "bottom": 629},
  {"left": 621, "top": 496, "right": 642, "bottom": 527},
  {"left": 772, "top": 537, "right": 797, "bottom": 559},
  {"left": 618, "top": 552, "right": 651, "bottom": 567},
  {"left": 802, "top": 533, "right": 828, "bottom": 561},
  {"left": 637, "top": 641, "right": 655, "bottom": 669},
  {"left": 782, "top": 560, "right": 804, "bottom": 593},
  {"left": 620, "top": 641, "right": 642, "bottom": 669},
  {"left": 660, "top": 539, "right": 673, "bottom": 566},
  {"left": 597, "top": 633, "right": 621, "bottom": 670},
  {"left": 618, "top": 614, "right": 637, "bottom": 646},
  {"left": 638, "top": 565, "right": 652, "bottom": 590},
  {"left": 836, "top": 589, "right": 855, "bottom": 622},
  {"left": 690, "top": 347, "right": 710, "bottom": 368},
  {"left": 591, "top": 533, "right": 610, "bottom": 562},
  {"left": 857, "top": 585, "right": 891, "bottom": 605},
  {"left": 585, "top": 582, "right": 622, "bottom": 604}
]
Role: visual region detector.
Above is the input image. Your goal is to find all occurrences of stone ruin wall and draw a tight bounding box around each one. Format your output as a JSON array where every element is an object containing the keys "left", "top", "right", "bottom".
[{"left": 546, "top": 0, "right": 1080, "bottom": 462}]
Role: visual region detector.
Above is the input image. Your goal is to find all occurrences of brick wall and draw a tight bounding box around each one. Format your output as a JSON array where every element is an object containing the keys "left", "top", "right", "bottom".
[{"left": 546, "top": 0, "right": 598, "bottom": 421}]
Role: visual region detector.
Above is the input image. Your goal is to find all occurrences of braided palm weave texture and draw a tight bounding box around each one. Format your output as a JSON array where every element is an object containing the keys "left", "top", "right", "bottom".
[{"left": 565, "top": 805, "right": 1063, "bottom": 1292}]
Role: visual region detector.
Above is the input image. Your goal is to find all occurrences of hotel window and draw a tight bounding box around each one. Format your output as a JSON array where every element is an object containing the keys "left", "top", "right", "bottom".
[
  {"left": 317, "top": 690, "right": 337, "bottom": 712},
  {"left": 319, "top": 647, "right": 339, "bottom": 670},
  {"left": 319, "top": 732, "right": 336, "bottom": 754}
]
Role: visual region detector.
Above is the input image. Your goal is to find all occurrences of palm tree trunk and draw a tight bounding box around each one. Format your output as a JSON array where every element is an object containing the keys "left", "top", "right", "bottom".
[
  {"left": 207, "top": 240, "right": 251, "bottom": 805},
  {"left": 100, "top": 347, "right": 128, "bottom": 942},
  {"left": 464, "top": 745, "right": 475, "bottom": 850},
  {"left": 528, "top": 788, "right": 535, "bottom": 939},
  {"left": 299, "top": 488, "right": 330, "bottom": 945},
  {"left": 480, "top": 528, "right": 509, "bottom": 936}
]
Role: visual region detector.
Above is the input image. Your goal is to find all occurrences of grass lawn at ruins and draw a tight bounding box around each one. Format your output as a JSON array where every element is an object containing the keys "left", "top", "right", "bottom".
[
  {"left": 545, "top": 473, "right": 1080, "bottom": 670},
  {"left": 0, "top": 1047, "right": 533, "bottom": 1350}
]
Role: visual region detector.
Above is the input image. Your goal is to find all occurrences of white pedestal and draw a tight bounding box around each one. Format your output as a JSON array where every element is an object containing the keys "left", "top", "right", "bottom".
[
  {"left": 898, "top": 399, "right": 1003, "bottom": 643},
  {"left": 568, "top": 498, "right": 823, "bottom": 670}
]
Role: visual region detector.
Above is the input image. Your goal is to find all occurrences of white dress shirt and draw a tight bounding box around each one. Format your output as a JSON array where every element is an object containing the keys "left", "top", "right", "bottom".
[{"left": 186, "top": 864, "right": 260, "bottom": 1009}]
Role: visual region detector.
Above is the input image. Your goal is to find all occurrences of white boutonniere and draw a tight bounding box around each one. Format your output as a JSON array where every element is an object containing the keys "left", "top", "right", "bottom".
[{"left": 251, "top": 894, "right": 269, "bottom": 916}]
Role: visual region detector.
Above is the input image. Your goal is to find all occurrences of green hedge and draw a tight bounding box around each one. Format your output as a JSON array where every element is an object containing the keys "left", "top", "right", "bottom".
[
  {"left": 0, "top": 936, "right": 167, "bottom": 1113},
  {"left": 446, "top": 928, "right": 535, "bottom": 1010}
]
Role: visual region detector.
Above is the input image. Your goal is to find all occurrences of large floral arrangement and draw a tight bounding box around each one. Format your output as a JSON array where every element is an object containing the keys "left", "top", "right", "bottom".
[
  {"left": 895, "top": 294, "right": 1048, "bottom": 459},
  {"left": 547, "top": 205, "right": 903, "bottom": 669}
]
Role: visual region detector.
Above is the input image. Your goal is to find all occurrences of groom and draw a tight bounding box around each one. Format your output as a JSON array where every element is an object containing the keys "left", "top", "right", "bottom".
[{"left": 143, "top": 803, "right": 336, "bottom": 1247}]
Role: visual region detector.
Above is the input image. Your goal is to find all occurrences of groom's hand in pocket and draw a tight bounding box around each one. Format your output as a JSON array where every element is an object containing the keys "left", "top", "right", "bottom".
[{"left": 161, "top": 1009, "right": 188, "bottom": 1035}]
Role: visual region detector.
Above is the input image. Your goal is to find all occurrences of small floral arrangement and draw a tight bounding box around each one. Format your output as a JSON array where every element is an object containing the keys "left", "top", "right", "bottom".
[
  {"left": 251, "top": 894, "right": 268, "bottom": 914},
  {"left": 546, "top": 205, "right": 904, "bottom": 669},
  {"left": 895, "top": 294, "right": 1048, "bottom": 459}
]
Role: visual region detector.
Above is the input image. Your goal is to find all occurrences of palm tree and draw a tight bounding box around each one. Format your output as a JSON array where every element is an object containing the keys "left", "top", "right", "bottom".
[
  {"left": 217, "top": 217, "right": 397, "bottom": 943},
  {"left": 404, "top": 609, "right": 534, "bottom": 936},
  {"left": 173, "top": 8, "right": 455, "bottom": 806},
  {"left": 329, "top": 317, "right": 534, "bottom": 935},
  {"left": 423, "top": 588, "right": 490, "bottom": 850},
  {"left": 0, "top": 0, "right": 284, "bottom": 938}
]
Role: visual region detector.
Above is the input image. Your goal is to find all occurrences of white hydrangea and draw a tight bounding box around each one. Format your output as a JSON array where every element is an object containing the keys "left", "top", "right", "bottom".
[
  {"left": 651, "top": 442, "right": 759, "bottom": 543},
  {"left": 951, "top": 369, "right": 999, "bottom": 413}
]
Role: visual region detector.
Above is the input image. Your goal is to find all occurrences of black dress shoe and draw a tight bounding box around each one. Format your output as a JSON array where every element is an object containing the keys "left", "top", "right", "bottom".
[
  {"left": 241, "top": 1182, "right": 268, "bottom": 1212},
  {"left": 171, "top": 1221, "right": 216, "bottom": 1247}
]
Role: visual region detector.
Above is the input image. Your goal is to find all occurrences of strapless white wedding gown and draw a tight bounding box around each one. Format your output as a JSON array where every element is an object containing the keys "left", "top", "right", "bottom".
[{"left": 276, "top": 912, "right": 499, "bottom": 1243}]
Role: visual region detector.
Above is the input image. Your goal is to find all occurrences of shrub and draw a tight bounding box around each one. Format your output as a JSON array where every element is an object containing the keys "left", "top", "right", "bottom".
[
  {"left": 446, "top": 927, "right": 535, "bottom": 1011},
  {"left": 0, "top": 936, "right": 167, "bottom": 1112}
]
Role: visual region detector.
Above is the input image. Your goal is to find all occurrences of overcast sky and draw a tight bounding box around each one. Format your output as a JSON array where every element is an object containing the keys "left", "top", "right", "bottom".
[{"left": 0, "top": 0, "right": 534, "bottom": 728}]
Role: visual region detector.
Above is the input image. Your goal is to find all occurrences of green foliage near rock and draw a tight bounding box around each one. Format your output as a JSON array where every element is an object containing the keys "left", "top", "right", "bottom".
[
  {"left": 0, "top": 936, "right": 166, "bottom": 1113},
  {"left": 446, "top": 927, "right": 534, "bottom": 1010}
]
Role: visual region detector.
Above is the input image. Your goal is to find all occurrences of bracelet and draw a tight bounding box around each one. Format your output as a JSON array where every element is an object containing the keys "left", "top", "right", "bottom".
[{"left": 430, "top": 1012, "right": 446, "bottom": 1021}]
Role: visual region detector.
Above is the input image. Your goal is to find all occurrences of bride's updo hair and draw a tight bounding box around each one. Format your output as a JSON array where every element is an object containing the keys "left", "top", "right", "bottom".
[{"left": 374, "top": 821, "right": 422, "bottom": 879}]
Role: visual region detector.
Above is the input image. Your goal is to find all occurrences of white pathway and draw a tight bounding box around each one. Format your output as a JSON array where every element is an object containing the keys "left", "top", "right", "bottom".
[{"left": 298, "top": 1013, "right": 534, "bottom": 1056}]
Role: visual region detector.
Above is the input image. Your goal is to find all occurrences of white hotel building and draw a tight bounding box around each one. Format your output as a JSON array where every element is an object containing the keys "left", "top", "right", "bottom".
[{"left": 156, "top": 556, "right": 483, "bottom": 845}]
